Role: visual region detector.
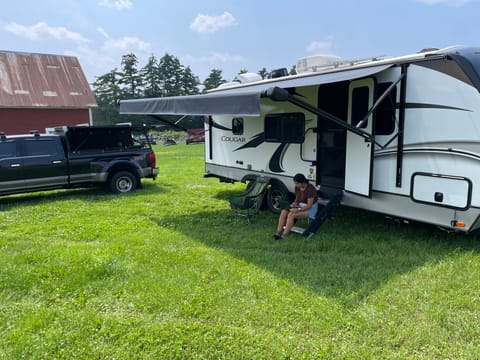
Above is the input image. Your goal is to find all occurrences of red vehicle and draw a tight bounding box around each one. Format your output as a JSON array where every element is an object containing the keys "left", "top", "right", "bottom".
[{"left": 186, "top": 128, "right": 205, "bottom": 144}]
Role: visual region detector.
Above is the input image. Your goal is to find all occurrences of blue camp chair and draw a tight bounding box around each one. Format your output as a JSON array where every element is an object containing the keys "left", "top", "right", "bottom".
[{"left": 229, "top": 176, "right": 270, "bottom": 222}]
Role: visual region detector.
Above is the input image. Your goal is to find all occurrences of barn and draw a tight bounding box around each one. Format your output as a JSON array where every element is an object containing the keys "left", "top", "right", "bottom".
[{"left": 0, "top": 50, "right": 97, "bottom": 135}]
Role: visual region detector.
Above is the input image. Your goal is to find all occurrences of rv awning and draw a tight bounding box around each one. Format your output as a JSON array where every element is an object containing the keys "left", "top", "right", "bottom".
[{"left": 119, "top": 64, "right": 391, "bottom": 116}]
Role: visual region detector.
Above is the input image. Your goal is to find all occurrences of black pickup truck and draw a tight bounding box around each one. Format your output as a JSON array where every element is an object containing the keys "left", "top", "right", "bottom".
[{"left": 0, "top": 125, "right": 159, "bottom": 196}]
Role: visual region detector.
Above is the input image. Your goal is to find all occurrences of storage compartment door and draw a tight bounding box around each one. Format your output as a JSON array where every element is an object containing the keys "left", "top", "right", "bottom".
[{"left": 411, "top": 173, "right": 472, "bottom": 210}]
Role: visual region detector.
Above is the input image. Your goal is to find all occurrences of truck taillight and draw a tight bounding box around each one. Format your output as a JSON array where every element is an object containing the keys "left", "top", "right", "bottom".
[{"left": 148, "top": 152, "right": 156, "bottom": 168}]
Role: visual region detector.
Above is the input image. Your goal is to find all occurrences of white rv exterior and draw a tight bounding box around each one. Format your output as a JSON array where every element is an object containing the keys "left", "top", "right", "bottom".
[{"left": 120, "top": 46, "right": 480, "bottom": 233}]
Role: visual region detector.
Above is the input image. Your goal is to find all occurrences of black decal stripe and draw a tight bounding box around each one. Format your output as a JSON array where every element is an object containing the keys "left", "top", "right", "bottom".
[
  {"left": 269, "top": 143, "right": 289, "bottom": 173},
  {"left": 399, "top": 103, "right": 472, "bottom": 112},
  {"left": 211, "top": 121, "right": 231, "bottom": 131},
  {"left": 376, "top": 147, "right": 480, "bottom": 161},
  {"left": 417, "top": 59, "right": 474, "bottom": 88},
  {"left": 234, "top": 133, "right": 265, "bottom": 151}
]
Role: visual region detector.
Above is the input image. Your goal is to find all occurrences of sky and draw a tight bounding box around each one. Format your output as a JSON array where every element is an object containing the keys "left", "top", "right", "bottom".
[{"left": 1, "top": 0, "right": 480, "bottom": 85}]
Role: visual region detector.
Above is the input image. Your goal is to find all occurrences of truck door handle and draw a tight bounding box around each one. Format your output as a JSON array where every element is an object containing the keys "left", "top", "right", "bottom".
[
  {"left": 52, "top": 160, "right": 63, "bottom": 164},
  {"left": 10, "top": 163, "right": 21, "bottom": 168}
]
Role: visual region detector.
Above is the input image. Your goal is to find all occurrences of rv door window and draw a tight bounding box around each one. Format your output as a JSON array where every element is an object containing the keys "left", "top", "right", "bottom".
[
  {"left": 232, "top": 117, "right": 244, "bottom": 135},
  {"left": 351, "top": 87, "right": 370, "bottom": 128},
  {"left": 264, "top": 112, "right": 305, "bottom": 143}
]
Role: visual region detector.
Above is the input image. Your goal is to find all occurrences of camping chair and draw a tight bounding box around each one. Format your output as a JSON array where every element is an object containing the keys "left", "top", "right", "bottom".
[{"left": 229, "top": 176, "right": 270, "bottom": 223}]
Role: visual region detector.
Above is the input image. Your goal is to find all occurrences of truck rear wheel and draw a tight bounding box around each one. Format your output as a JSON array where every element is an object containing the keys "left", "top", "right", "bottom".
[{"left": 109, "top": 171, "right": 138, "bottom": 193}]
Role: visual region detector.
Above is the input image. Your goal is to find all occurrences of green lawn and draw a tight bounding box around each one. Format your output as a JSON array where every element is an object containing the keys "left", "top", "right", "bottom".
[{"left": 1, "top": 143, "right": 480, "bottom": 359}]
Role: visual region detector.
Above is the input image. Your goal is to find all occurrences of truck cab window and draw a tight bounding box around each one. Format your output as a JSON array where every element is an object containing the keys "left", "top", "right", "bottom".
[
  {"left": 0, "top": 142, "right": 16, "bottom": 157},
  {"left": 265, "top": 112, "right": 305, "bottom": 143},
  {"left": 24, "top": 139, "right": 58, "bottom": 156}
]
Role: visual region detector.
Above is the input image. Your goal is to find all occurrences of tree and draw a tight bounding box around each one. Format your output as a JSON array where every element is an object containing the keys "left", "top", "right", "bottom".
[
  {"left": 93, "top": 69, "right": 122, "bottom": 104},
  {"left": 203, "top": 69, "right": 226, "bottom": 92},
  {"left": 158, "top": 53, "right": 184, "bottom": 97},
  {"left": 140, "top": 54, "right": 162, "bottom": 98},
  {"left": 119, "top": 53, "right": 143, "bottom": 98},
  {"left": 289, "top": 65, "right": 297, "bottom": 76},
  {"left": 258, "top": 67, "right": 269, "bottom": 79},
  {"left": 181, "top": 66, "right": 200, "bottom": 95},
  {"left": 92, "top": 69, "right": 123, "bottom": 124}
]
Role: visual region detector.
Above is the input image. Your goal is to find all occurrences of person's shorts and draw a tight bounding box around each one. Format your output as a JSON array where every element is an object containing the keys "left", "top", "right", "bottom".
[{"left": 300, "top": 202, "right": 318, "bottom": 218}]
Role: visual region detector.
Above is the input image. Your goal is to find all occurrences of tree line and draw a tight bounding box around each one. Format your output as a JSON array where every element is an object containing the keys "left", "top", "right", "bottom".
[{"left": 92, "top": 52, "right": 296, "bottom": 128}]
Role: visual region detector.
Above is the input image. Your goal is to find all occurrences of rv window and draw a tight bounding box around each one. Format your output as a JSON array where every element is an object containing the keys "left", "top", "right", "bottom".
[
  {"left": 232, "top": 117, "right": 244, "bottom": 135},
  {"left": 264, "top": 112, "right": 305, "bottom": 143},
  {"left": 375, "top": 83, "right": 396, "bottom": 135},
  {"left": 351, "top": 86, "right": 370, "bottom": 128}
]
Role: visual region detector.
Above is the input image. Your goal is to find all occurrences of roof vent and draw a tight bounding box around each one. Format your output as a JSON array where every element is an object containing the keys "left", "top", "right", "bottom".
[
  {"left": 296, "top": 55, "right": 342, "bottom": 74},
  {"left": 234, "top": 72, "right": 263, "bottom": 84}
]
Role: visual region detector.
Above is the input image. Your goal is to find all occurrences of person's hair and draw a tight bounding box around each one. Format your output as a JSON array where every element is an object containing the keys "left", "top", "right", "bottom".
[{"left": 293, "top": 173, "right": 308, "bottom": 184}]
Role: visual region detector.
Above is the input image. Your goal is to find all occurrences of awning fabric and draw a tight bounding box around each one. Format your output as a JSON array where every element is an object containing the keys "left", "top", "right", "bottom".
[{"left": 119, "top": 64, "right": 391, "bottom": 116}]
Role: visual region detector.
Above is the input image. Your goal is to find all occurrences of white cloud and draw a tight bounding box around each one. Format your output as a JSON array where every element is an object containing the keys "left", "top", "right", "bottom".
[
  {"left": 97, "top": 27, "right": 110, "bottom": 39},
  {"left": 416, "top": 0, "right": 473, "bottom": 5},
  {"left": 183, "top": 52, "right": 246, "bottom": 64},
  {"left": 98, "top": 0, "right": 133, "bottom": 10},
  {"left": 307, "top": 40, "right": 333, "bottom": 53},
  {"left": 2, "top": 21, "right": 89, "bottom": 43},
  {"left": 64, "top": 46, "right": 117, "bottom": 80},
  {"left": 190, "top": 12, "right": 237, "bottom": 33},
  {"left": 96, "top": 27, "right": 151, "bottom": 52},
  {"left": 103, "top": 36, "right": 151, "bottom": 52}
]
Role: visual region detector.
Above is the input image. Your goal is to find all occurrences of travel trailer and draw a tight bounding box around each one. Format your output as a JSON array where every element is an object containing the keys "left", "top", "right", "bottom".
[{"left": 120, "top": 45, "right": 480, "bottom": 234}]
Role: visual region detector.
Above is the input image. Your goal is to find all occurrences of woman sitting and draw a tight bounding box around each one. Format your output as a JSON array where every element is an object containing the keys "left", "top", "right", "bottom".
[{"left": 274, "top": 173, "right": 318, "bottom": 240}]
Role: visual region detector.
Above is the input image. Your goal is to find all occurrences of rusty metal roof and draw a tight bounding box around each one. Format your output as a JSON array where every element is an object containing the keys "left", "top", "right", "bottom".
[{"left": 0, "top": 50, "right": 97, "bottom": 108}]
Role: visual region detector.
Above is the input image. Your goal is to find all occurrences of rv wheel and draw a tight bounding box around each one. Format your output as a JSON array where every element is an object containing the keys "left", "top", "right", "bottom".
[{"left": 266, "top": 184, "right": 290, "bottom": 214}]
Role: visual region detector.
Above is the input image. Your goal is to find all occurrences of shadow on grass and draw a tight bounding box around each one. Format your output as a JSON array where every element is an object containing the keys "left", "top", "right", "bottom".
[
  {"left": 0, "top": 181, "right": 169, "bottom": 211},
  {"left": 152, "top": 205, "right": 480, "bottom": 307}
]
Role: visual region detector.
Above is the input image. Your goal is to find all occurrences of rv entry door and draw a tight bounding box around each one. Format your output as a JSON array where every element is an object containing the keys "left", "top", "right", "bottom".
[{"left": 345, "top": 78, "right": 374, "bottom": 197}]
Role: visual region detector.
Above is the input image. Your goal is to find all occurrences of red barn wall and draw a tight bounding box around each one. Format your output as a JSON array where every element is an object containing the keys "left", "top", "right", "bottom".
[{"left": 0, "top": 108, "right": 91, "bottom": 134}]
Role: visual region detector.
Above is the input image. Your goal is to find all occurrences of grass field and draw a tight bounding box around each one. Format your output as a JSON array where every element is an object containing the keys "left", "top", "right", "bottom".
[{"left": 1, "top": 142, "right": 480, "bottom": 359}]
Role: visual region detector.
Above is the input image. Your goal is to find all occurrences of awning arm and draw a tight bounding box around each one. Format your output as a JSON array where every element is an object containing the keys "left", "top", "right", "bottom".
[
  {"left": 150, "top": 115, "right": 188, "bottom": 131},
  {"left": 262, "top": 87, "right": 373, "bottom": 141},
  {"left": 355, "top": 72, "right": 405, "bottom": 129}
]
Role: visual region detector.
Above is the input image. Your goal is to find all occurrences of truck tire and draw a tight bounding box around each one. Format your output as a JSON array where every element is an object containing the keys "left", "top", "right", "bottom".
[
  {"left": 266, "top": 182, "right": 290, "bottom": 214},
  {"left": 109, "top": 171, "right": 138, "bottom": 194}
]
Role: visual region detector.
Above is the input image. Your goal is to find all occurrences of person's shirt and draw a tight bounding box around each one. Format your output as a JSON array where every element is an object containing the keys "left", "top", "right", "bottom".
[{"left": 294, "top": 183, "right": 318, "bottom": 204}]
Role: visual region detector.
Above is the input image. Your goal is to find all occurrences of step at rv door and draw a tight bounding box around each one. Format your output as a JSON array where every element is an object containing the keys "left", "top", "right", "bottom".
[{"left": 344, "top": 78, "right": 375, "bottom": 197}]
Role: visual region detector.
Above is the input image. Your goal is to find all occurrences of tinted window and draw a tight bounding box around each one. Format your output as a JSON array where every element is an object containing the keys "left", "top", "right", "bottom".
[
  {"left": 0, "top": 141, "right": 16, "bottom": 157},
  {"left": 351, "top": 86, "right": 369, "bottom": 128},
  {"left": 375, "top": 83, "right": 396, "bottom": 135},
  {"left": 232, "top": 117, "right": 244, "bottom": 135},
  {"left": 24, "top": 139, "right": 58, "bottom": 156},
  {"left": 265, "top": 112, "right": 305, "bottom": 143}
]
